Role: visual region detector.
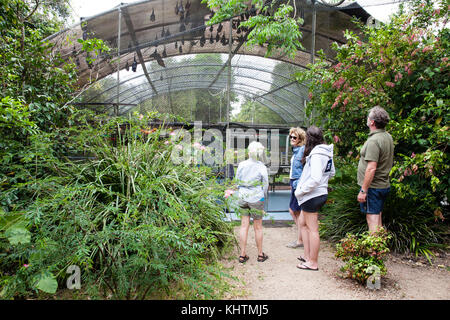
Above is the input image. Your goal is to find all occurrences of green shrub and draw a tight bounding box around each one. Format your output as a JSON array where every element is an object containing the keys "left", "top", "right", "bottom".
[
  {"left": 298, "top": 0, "right": 449, "bottom": 220},
  {"left": 335, "top": 228, "right": 391, "bottom": 285},
  {"left": 320, "top": 182, "right": 366, "bottom": 242},
  {"left": 320, "top": 159, "right": 448, "bottom": 255},
  {"left": 1, "top": 114, "right": 235, "bottom": 299}
]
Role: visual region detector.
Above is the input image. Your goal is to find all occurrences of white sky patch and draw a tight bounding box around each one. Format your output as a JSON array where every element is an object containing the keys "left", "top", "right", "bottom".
[
  {"left": 356, "top": 0, "right": 402, "bottom": 23},
  {"left": 70, "top": 0, "right": 129, "bottom": 19}
]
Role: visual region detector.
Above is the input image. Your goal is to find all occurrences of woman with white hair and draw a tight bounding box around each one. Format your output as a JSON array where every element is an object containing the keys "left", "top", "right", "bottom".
[{"left": 235, "top": 141, "right": 269, "bottom": 263}]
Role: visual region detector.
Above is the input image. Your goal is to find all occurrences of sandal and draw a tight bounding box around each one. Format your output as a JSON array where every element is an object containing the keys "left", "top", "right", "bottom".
[
  {"left": 296, "top": 263, "right": 319, "bottom": 271},
  {"left": 297, "top": 256, "right": 307, "bottom": 262},
  {"left": 239, "top": 255, "right": 249, "bottom": 263},
  {"left": 257, "top": 253, "right": 269, "bottom": 262}
]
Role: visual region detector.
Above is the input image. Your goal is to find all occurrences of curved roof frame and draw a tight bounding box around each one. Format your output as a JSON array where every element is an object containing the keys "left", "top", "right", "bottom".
[
  {"left": 49, "top": 0, "right": 353, "bottom": 83},
  {"left": 100, "top": 62, "right": 308, "bottom": 104},
  {"left": 108, "top": 76, "right": 301, "bottom": 110},
  {"left": 117, "top": 85, "right": 299, "bottom": 123},
  {"left": 87, "top": 62, "right": 309, "bottom": 103},
  {"left": 47, "top": 0, "right": 368, "bottom": 124},
  {"left": 99, "top": 67, "right": 308, "bottom": 123},
  {"left": 116, "top": 79, "right": 300, "bottom": 120}
]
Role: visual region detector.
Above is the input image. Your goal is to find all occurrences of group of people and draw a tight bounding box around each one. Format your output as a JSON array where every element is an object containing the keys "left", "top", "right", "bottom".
[{"left": 235, "top": 106, "right": 394, "bottom": 271}]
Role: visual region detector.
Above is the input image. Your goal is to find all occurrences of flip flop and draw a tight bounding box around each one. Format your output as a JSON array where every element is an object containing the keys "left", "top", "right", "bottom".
[
  {"left": 239, "top": 255, "right": 249, "bottom": 263},
  {"left": 296, "top": 263, "right": 319, "bottom": 271},
  {"left": 257, "top": 253, "right": 269, "bottom": 262},
  {"left": 297, "top": 256, "right": 307, "bottom": 262}
]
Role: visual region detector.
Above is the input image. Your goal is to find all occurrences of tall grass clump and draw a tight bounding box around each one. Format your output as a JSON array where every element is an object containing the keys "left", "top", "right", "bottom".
[
  {"left": 320, "top": 158, "right": 448, "bottom": 258},
  {"left": 1, "top": 112, "right": 234, "bottom": 299}
]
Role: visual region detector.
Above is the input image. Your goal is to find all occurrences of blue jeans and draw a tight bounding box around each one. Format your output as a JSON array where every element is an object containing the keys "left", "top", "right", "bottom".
[{"left": 289, "top": 179, "right": 301, "bottom": 212}]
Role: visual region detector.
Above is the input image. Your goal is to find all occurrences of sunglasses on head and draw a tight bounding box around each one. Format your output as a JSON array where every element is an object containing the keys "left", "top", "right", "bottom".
[{"left": 290, "top": 135, "right": 298, "bottom": 140}]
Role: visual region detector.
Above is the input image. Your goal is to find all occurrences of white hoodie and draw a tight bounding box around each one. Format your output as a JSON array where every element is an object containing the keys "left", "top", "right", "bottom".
[{"left": 294, "top": 144, "right": 335, "bottom": 206}]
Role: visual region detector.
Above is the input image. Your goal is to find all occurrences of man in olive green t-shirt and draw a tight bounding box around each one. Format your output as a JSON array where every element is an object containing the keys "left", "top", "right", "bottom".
[{"left": 357, "top": 106, "right": 394, "bottom": 233}]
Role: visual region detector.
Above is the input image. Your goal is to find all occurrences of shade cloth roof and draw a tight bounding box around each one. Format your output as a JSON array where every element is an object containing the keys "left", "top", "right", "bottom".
[{"left": 47, "top": 0, "right": 375, "bottom": 123}]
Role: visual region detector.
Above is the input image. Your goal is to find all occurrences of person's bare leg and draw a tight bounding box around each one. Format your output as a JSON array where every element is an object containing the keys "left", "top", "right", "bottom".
[
  {"left": 366, "top": 214, "right": 380, "bottom": 234},
  {"left": 379, "top": 212, "right": 383, "bottom": 230},
  {"left": 253, "top": 218, "right": 263, "bottom": 256},
  {"left": 299, "top": 211, "right": 319, "bottom": 270},
  {"left": 239, "top": 216, "right": 250, "bottom": 257},
  {"left": 299, "top": 211, "right": 310, "bottom": 261},
  {"left": 294, "top": 210, "right": 303, "bottom": 245},
  {"left": 289, "top": 208, "right": 296, "bottom": 222},
  {"left": 287, "top": 209, "right": 302, "bottom": 246}
]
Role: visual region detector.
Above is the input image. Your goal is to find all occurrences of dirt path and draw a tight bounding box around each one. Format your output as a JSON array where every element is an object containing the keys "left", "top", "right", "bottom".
[{"left": 220, "top": 223, "right": 450, "bottom": 300}]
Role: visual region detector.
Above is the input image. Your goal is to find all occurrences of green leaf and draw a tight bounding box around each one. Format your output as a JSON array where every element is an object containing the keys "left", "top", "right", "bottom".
[
  {"left": 418, "top": 139, "right": 427, "bottom": 146},
  {"left": 4, "top": 226, "right": 31, "bottom": 245},
  {"left": 35, "top": 273, "right": 58, "bottom": 294}
]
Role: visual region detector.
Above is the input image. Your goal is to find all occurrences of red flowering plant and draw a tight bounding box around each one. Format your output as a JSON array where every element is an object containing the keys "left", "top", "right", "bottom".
[
  {"left": 296, "top": 0, "right": 449, "bottom": 218},
  {"left": 336, "top": 228, "right": 391, "bottom": 285}
]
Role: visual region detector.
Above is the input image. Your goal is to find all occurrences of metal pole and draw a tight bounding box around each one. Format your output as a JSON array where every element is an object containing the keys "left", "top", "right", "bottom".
[
  {"left": 227, "top": 18, "right": 232, "bottom": 125},
  {"left": 251, "top": 99, "right": 254, "bottom": 124},
  {"left": 311, "top": 2, "right": 316, "bottom": 65},
  {"left": 226, "top": 18, "right": 232, "bottom": 179},
  {"left": 304, "top": 98, "right": 308, "bottom": 126},
  {"left": 116, "top": 6, "right": 122, "bottom": 116}
]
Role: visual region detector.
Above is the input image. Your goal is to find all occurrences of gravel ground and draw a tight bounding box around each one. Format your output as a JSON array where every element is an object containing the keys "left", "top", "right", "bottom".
[{"left": 220, "top": 224, "right": 450, "bottom": 300}]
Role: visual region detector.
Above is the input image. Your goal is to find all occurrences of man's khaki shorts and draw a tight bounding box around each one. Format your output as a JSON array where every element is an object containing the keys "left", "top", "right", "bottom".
[{"left": 237, "top": 199, "right": 264, "bottom": 220}]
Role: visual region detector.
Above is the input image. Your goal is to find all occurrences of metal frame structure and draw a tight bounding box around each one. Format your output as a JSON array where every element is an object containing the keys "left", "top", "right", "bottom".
[{"left": 46, "top": 0, "right": 371, "bottom": 125}]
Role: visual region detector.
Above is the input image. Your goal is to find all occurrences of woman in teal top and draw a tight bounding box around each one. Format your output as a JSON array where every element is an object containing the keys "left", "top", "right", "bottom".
[{"left": 286, "top": 127, "right": 306, "bottom": 249}]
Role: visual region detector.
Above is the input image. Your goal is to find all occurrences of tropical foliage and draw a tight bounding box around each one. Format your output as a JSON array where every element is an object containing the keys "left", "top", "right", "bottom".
[
  {"left": 1, "top": 113, "right": 234, "bottom": 299},
  {"left": 1, "top": 1, "right": 235, "bottom": 299},
  {"left": 0, "top": 0, "right": 78, "bottom": 227},
  {"left": 293, "top": 0, "right": 449, "bottom": 257},
  {"left": 321, "top": 157, "right": 448, "bottom": 255},
  {"left": 297, "top": 0, "right": 449, "bottom": 215},
  {"left": 232, "top": 98, "right": 285, "bottom": 124},
  {"left": 202, "top": 0, "right": 305, "bottom": 58}
]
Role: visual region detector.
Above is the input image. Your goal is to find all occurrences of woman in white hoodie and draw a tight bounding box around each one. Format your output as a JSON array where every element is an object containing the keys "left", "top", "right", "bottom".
[{"left": 294, "top": 126, "right": 335, "bottom": 271}]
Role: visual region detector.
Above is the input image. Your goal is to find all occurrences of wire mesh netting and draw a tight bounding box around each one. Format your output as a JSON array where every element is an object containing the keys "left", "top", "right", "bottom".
[{"left": 47, "top": 0, "right": 370, "bottom": 125}]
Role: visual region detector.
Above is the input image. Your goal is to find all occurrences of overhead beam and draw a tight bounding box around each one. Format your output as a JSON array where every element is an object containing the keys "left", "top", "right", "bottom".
[
  {"left": 103, "top": 73, "right": 307, "bottom": 107},
  {"left": 208, "top": 24, "right": 251, "bottom": 88},
  {"left": 253, "top": 80, "right": 298, "bottom": 100},
  {"left": 88, "top": 63, "right": 309, "bottom": 103},
  {"left": 121, "top": 7, "right": 158, "bottom": 94},
  {"left": 73, "top": 102, "right": 137, "bottom": 106},
  {"left": 116, "top": 86, "right": 296, "bottom": 123}
]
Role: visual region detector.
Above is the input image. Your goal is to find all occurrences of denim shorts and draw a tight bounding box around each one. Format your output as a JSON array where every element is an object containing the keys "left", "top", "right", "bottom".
[
  {"left": 289, "top": 179, "right": 301, "bottom": 212},
  {"left": 301, "top": 194, "right": 328, "bottom": 213},
  {"left": 360, "top": 187, "right": 390, "bottom": 215}
]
